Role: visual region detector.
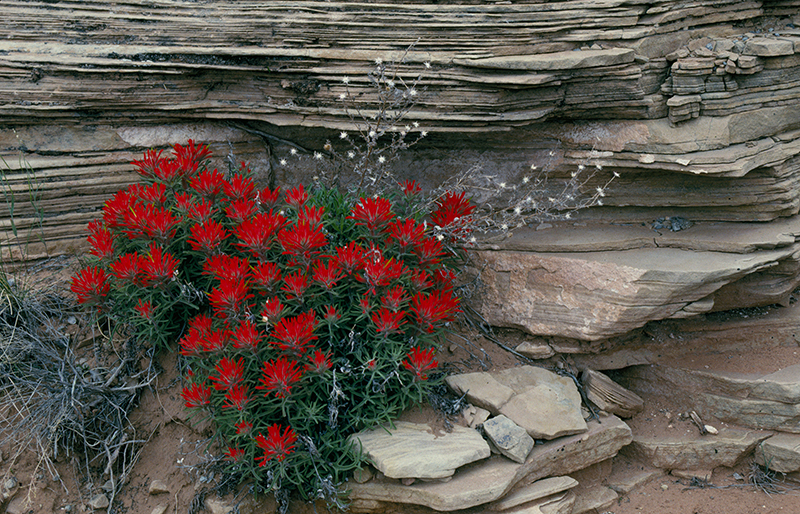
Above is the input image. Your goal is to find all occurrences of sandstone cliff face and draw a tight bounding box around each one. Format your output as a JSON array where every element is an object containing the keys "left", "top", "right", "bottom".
[{"left": 2, "top": 1, "right": 800, "bottom": 344}]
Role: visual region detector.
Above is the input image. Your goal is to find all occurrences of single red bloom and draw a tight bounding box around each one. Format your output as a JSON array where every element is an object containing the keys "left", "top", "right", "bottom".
[
  {"left": 152, "top": 159, "right": 183, "bottom": 184},
  {"left": 371, "top": 307, "right": 406, "bottom": 335},
  {"left": 174, "top": 192, "right": 196, "bottom": 213},
  {"left": 270, "top": 311, "right": 318, "bottom": 356},
  {"left": 359, "top": 296, "right": 371, "bottom": 316},
  {"left": 278, "top": 220, "right": 328, "bottom": 264},
  {"left": 401, "top": 179, "right": 422, "bottom": 196},
  {"left": 311, "top": 258, "right": 343, "bottom": 289},
  {"left": 203, "top": 255, "right": 251, "bottom": 283},
  {"left": 181, "top": 382, "right": 212, "bottom": 409},
  {"left": 255, "top": 424, "right": 298, "bottom": 465},
  {"left": 179, "top": 331, "right": 204, "bottom": 356},
  {"left": 201, "top": 326, "right": 233, "bottom": 353},
  {"left": 71, "top": 266, "right": 110, "bottom": 306},
  {"left": 432, "top": 268, "right": 457, "bottom": 293},
  {"left": 142, "top": 206, "right": 180, "bottom": 245},
  {"left": 223, "top": 384, "right": 251, "bottom": 411},
  {"left": 251, "top": 262, "right": 282, "bottom": 293},
  {"left": 348, "top": 196, "right": 395, "bottom": 236},
  {"left": 131, "top": 149, "right": 166, "bottom": 179},
  {"left": 235, "top": 420, "right": 253, "bottom": 435},
  {"left": 410, "top": 268, "right": 434, "bottom": 292},
  {"left": 387, "top": 218, "right": 425, "bottom": 251},
  {"left": 103, "top": 187, "right": 138, "bottom": 229},
  {"left": 141, "top": 244, "right": 180, "bottom": 287},
  {"left": 225, "top": 446, "right": 246, "bottom": 462},
  {"left": 87, "top": 220, "right": 115, "bottom": 260},
  {"left": 381, "top": 285, "right": 407, "bottom": 312},
  {"left": 307, "top": 349, "right": 332, "bottom": 374},
  {"left": 280, "top": 270, "right": 309, "bottom": 301},
  {"left": 334, "top": 242, "right": 366, "bottom": 275},
  {"left": 260, "top": 297, "right": 285, "bottom": 325},
  {"left": 134, "top": 299, "right": 154, "bottom": 321},
  {"left": 210, "top": 356, "right": 245, "bottom": 391},
  {"left": 232, "top": 319, "right": 262, "bottom": 352},
  {"left": 414, "top": 237, "right": 446, "bottom": 268},
  {"left": 284, "top": 184, "right": 308, "bottom": 209},
  {"left": 365, "top": 358, "right": 377, "bottom": 371},
  {"left": 257, "top": 357, "right": 303, "bottom": 399},
  {"left": 187, "top": 198, "right": 216, "bottom": 223},
  {"left": 298, "top": 204, "right": 325, "bottom": 227},
  {"left": 258, "top": 186, "right": 282, "bottom": 211},
  {"left": 189, "top": 219, "right": 228, "bottom": 255},
  {"left": 173, "top": 139, "right": 212, "bottom": 175},
  {"left": 190, "top": 168, "right": 226, "bottom": 200},
  {"left": 403, "top": 346, "right": 438, "bottom": 381},
  {"left": 226, "top": 198, "right": 259, "bottom": 225},
  {"left": 121, "top": 202, "right": 152, "bottom": 240},
  {"left": 234, "top": 212, "right": 286, "bottom": 260},
  {"left": 139, "top": 182, "right": 168, "bottom": 207},
  {"left": 223, "top": 174, "right": 257, "bottom": 203},
  {"left": 410, "top": 290, "right": 460, "bottom": 333},
  {"left": 179, "top": 314, "right": 215, "bottom": 356},
  {"left": 430, "top": 191, "right": 475, "bottom": 230},
  {"left": 322, "top": 305, "right": 341, "bottom": 325},
  {"left": 360, "top": 255, "right": 408, "bottom": 291},
  {"left": 209, "top": 277, "right": 253, "bottom": 322}
]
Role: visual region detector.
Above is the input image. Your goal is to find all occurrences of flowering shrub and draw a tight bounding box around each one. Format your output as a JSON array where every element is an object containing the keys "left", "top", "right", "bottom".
[{"left": 71, "top": 141, "right": 471, "bottom": 504}]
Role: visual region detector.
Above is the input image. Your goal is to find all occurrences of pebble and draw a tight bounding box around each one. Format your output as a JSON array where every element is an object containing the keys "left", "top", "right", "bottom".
[
  {"left": 88, "top": 494, "right": 109, "bottom": 510},
  {"left": 660, "top": 484, "right": 669, "bottom": 490},
  {"left": 148, "top": 479, "right": 170, "bottom": 495}
]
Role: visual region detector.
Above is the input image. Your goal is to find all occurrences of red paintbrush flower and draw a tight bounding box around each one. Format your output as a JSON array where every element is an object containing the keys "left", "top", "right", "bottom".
[
  {"left": 279, "top": 220, "right": 327, "bottom": 265},
  {"left": 142, "top": 206, "right": 180, "bottom": 245},
  {"left": 270, "top": 311, "right": 318, "bottom": 355},
  {"left": 211, "top": 356, "right": 245, "bottom": 391},
  {"left": 280, "top": 270, "right": 309, "bottom": 301},
  {"left": 311, "top": 258, "right": 343, "bottom": 289},
  {"left": 109, "top": 253, "right": 144, "bottom": 284},
  {"left": 255, "top": 424, "right": 298, "bottom": 465},
  {"left": 430, "top": 191, "right": 475, "bottom": 231},
  {"left": 121, "top": 203, "right": 152, "bottom": 240},
  {"left": 387, "top": 218, "right": 425, "bottom": 251},
  {"left": 202, "top": 326, "right": 233, "bottom": 353},
  {"left": 284, "top": 184, "right": 308, "bottom": 209},
  {"left": 134, "top": 299, "right": 154, "bottom": 321},
  {"left": 401, "top": 179, "right": 422, "bottom": 196},
  {"left": 360, "top": 255, "right": 407, "bottom": 292},
  {"left": 209, "top": 277, "right": 253, "bottom": 322},
  {"left": 414, "top": 237, "right": 446, "bottom": 268},
  {"left": 235, "top": 420, "right": 253, "bottom": 435},
  {"left": 260, "top": 297, "right": 285, "bottom": 325},
  {"left": 174, "top": 192, "right": 196, "bottom": 213},
  {"left": 87, "top": 220, "right": 115, "bottom": 260},
  {"left": 234, "top": 212, "right": 286, "bottom": 260},
  {"left": 334, "top": 241, "right": 366, "bottom": 275},
  {"left": 187, "top": 198, "right": 216, "bottom": 223},
  {"left": 131, "top": 149, "right": 166, "bottom": 179},
  {"left": 322, "top": 305, "right": 341, "bottom": 325},
  {"left": 71, "top": 266, "right": 110, "bottom": 306},
  {"left": 152, "top": 159, "right": 183, "bottom": 184},
  {"left": 402, "top": 346, "right": 438, "bottom": 381},
  {"left": 225, "top": 446, "right": 246, "bottom": 462},
  {"left": 257, "top": 357, "right": 303, "bottom": 399},
  {"left": 432, "top": 268, "right": 456, "bottom": 293},
  {"left": 203, "top": 254, "right": 251, "bottom": 282},
  {"left": 306, "top": 349, "right": 332, "bottom": 373},
  {"left": 223, "top": 384, "right": 251, "bottom": 411},
  {"left": 223, "top": 174, "right": 257, "bottom": 203},
  {"left": 381, "top": 285, "right": 407, "bottom": 311},
  {"left": 298, "top": 204, "right": 325, "bottom": 227},
  {"left": 232, "top": 319, "right": 262, "bottom": 352},
  {"left": 173, "top": 139, "right": 212, "bottom": 176},
  {"left": 371, "top": 307, "right": 406, "bottom": 335},
  {"left": 359, "top": 296, "right": 371, "bottom": 316},
  {"left": 181, "top": 382, "right": 212, "bottom": 409},
  {"left": 410, "top": 268, "right": 433, "bottom": 292},
  {"left": 189, "top": 219, "right": 229, "bottom": 255},
  {"left": 251, "top": 262, "right": 281, "bottom": 293},
  {"left": 410, "top": 289, "right": 460, "bottom": 333},
  {"left": 258, "top": 186, "right": 282, "bottom": 211},
  {"left": 141, "top": 244, "right": 180, "bottom": 286},
  {"left": 139, "top": 182, "right": 168, "bottom": 207},
  {"left": 226, "top": 198, "right": 258, "bottom": 225},
  {"left": 180, "top": 315, "right": 214, "bottom": 356},
  {"left": 190, "top": 168, "right": 226, "bottom": 200},
  {"left": 348, "top": 196, "right": 395, "bottom": 236},
  {"left": 102, "top": 188, "right": 138, "bottom": 229}
]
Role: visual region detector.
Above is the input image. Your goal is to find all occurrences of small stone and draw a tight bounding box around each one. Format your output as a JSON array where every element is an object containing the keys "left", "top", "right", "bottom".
[
  {"left": 151, "top": 505, "right": 168, "bottom": 514},
  {"left": 671, "top": 469, "right": 712, "bottom": 481},
  {"left": 353, "top": 466, "right": 374, "bottom": 484},
  {"left": 148, "top": 479, "right": 170, "bottom": 495},
  {"left": 470, "top": 407, "right": 491, "bottom": 429},
  {"left": 661, "top": 484, "right": 669, "bottom": 490},
  {"left": 401, "top": 477, "right": 416, "bottom": 486},
  {"left": 100, "top": 480, "right": 114, "bottom": 493},
  {"left": 704, "top": 425, "right": 718, "bottom": 435},
  {"left": 515, "top": 341, "right": 555, "bottom": 359},
  {"left": 483, "top": 415, "right": 535, "bottom": 463},
  {"left": 88, "top": 494, "right": 109, "bottom": 510}
]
